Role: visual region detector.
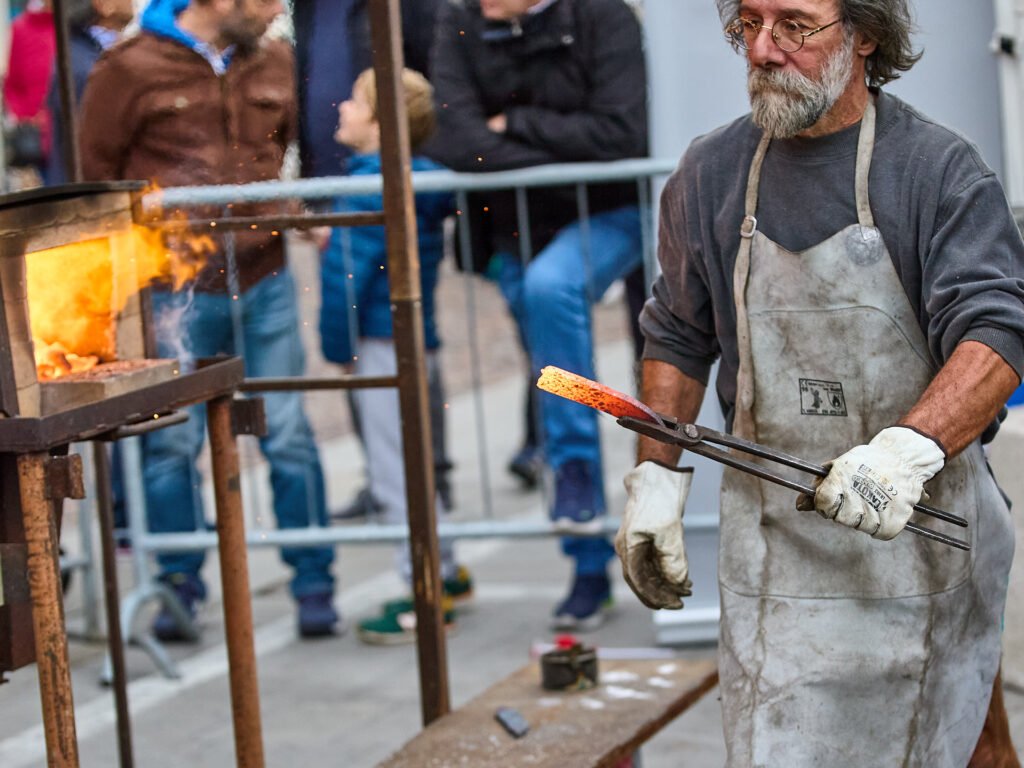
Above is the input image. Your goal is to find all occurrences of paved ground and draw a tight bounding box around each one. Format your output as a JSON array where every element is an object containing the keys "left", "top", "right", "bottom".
[{"left": 4, "top": 240, "right": 1024, "bottom": 765}]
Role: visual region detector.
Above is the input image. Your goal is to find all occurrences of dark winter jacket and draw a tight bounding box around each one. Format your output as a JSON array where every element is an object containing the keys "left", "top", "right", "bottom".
[
  {"left": 294, "top": 0, "right": 371, "bottom": 178},
  {"left": 293, "top": 0, "right": 441, "bottom": 179},
  {"left": 428, "top": 0, "right": 648, "bottom": 268},
  {"left": 320, "top": 153, "right": 453, "bottom": 363}
]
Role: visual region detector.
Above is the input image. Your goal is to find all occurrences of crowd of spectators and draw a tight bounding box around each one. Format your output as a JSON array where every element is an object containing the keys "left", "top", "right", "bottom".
[{"left": 10, "top": 0, "right": 647, "bottom": 642}]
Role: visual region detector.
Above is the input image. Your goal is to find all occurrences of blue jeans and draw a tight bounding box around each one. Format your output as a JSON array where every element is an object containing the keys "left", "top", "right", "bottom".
[
  {"left": 495, "top": 206, "right": 642, "bottom": 574},
  {"left": 144, "top": 271, "right": 334, "bottom": 599}
]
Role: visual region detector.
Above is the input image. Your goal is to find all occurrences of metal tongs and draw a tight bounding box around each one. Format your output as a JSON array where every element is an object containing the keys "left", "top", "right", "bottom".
[
  {"left": 618, "top": 415, "right": 969, "bottom": 551},
  {"left": 535, "top": 366, "right": 969, "bottom": 552}
]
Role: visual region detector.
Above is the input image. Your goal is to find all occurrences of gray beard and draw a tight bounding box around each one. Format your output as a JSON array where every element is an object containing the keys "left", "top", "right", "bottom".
[{"left": 748, "top": 34, "right": 855, "bottom": 138}]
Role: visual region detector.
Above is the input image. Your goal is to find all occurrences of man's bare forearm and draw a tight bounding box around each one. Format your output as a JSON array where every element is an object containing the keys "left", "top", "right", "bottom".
[
  {"left": 637, "top": 359, "right": 707, "bottom": 466},
  {"left": 899, "top": 340, "right": 1020, "bottom": 457}
]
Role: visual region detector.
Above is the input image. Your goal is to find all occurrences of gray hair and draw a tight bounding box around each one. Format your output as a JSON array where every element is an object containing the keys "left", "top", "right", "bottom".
[{"left": 715, "top": 0, "right": 922, "bottom": 87}]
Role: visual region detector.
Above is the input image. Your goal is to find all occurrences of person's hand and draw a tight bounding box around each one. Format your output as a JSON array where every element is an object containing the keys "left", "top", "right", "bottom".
[
  {"left": 296, "top": 226, "right": 331, "bottom": 252},
  {"left": 796, "top": 426, "right": 945, "bottom": 540},
  {"left": 614, "top": 461, "right": 693, "bottom": 610},
  {"left": 487, "top": 113, "right": 507, "bottom": 133}
]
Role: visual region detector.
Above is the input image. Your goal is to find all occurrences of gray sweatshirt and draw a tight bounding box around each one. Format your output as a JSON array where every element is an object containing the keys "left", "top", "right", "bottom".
[{"left": 641, "top": 90, "right": 1024, "bottom": 426}]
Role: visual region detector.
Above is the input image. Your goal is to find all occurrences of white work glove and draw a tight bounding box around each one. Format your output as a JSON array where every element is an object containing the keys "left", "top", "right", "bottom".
[
  {"left": 796, "top": 426, "right": 946, "bottom": 540},
  {"left": 614, "top": 461, "right": 693, "bottom": 610}
]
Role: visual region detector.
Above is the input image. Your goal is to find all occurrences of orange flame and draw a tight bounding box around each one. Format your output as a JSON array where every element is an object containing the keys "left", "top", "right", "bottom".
[{"left": 28, "top": 223, "right": 212, "bottom": 379}]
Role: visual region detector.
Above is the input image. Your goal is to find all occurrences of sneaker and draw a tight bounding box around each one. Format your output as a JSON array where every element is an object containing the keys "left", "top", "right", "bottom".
[
  {"left": 551, "top": 573, "right": 613, "bottom": 631},
  {"left": 442, "top": 565, "right": 474, "bottom": 607},
  {"left": 508, "top": 444, "right": 544, "bottom": 488},
  {"left": 358, "top": 595, "right": 456, "bottom": 646},
  {"left": 380, "top": 567, "right": 474, "bottom": 615},
  {"left": 152, "top": 573, "right": 205, "bottom": 642},
  {"left": 330, "top": 487, "right": 383, "bottom": 522},
  {"left": 114, "top": 528, "right": 133, "bottom": 554},
  {"left": 551, "top": 459, "right": 605, "bottom": 535},
  {"left": 298, "top": 593, "right": 340, "bottom": 637}
]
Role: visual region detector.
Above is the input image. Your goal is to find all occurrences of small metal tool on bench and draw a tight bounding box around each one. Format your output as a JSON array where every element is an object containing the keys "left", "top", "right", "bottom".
[
  {"left": 494, "top": 706, "right": 531, "bottom": 739},
  {"left": 536, "top": 366, "right": 969, "bottom": 552}
]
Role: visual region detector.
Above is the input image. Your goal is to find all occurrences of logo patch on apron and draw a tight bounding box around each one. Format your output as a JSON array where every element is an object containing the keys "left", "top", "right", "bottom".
[{"left": 799, "top": 379, "right": 848, "bottom": 416}]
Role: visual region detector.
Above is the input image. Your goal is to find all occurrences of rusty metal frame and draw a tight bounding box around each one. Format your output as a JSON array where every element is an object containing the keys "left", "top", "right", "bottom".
[
  {"left": 42, "top": 0, "right": 449, "bottom": 743},
  {"left": 0, "top": 357, "right": 257, "bottom": 768},
  {"left": 368, "top": 0, "right": 450, "bottom": 725},
  {"left": 0, "top": 356, "right": 243, "bottom": 453},
  {"left": 155, "top": 211, "right": 386, "bottom": 233}
]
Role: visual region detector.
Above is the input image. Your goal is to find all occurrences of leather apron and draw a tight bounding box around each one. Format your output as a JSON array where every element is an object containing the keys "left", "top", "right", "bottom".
[{"left": 718, "top": 98, "right": 1014, "bottom": 767}]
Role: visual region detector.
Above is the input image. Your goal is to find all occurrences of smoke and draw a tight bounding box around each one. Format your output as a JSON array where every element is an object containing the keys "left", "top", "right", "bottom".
[{"left": 154, "top": 285, "right": 198, "bottom": 373}]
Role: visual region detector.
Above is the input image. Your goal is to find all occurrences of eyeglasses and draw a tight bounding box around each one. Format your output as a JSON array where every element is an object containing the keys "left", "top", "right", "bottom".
[{"left": 724, "top": 17, "right": 841, "bottom": 53}]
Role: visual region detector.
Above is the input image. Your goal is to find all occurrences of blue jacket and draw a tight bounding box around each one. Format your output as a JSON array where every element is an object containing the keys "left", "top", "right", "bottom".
[{"left": 319, "top": 153, "right": 453, "bottom": 363}]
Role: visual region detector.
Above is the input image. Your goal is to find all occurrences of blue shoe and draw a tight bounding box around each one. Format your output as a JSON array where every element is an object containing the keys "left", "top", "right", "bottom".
[
  {"left": 152, "top": 573, "right": 205, "bottom": 643},
  {"left": 297, "top": 593, "right": 340, "bottom": 638},
  {"left": 551, "top": 459, "right": 605, "bottom": 534},
  {"left": 551, "top": 573, "right": 613, "bottom": 631},
  {"left": 508, "top": 444, "right": 544, "bottom": 488}
]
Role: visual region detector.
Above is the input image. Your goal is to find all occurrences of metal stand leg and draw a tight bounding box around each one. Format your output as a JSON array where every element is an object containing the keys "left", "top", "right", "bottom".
[
  {"left": 207, "top": 396, "right": 265, "bottom": 768},
  {"left": 93, "top": 442, "right": 134, "bottom": 767},
  {"left": 75, "top": 445, "right": 102, "bottom": 640},
  {"left": 18, "top": 451, "right": 80, "bottom": 767},
  {"left": 100, "top": 571, "right": 186, "bottom": 684},
  {"left": 99, "top": 436, "right": 192, "bottom": 682}
]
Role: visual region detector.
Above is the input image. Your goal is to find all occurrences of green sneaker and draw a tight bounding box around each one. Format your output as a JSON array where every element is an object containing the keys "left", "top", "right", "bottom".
[
  {"left": 358, "top": 596, "right": 456, "bottom": 646},
  {"left": 379, "top": 566, "right": 474, "bottom": 616},
  {"left": 442, "top": 565, "right": 474, "bottom": 606}
]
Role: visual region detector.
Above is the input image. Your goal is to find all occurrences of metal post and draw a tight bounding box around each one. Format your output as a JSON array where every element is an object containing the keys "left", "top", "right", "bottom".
[
  {"left": 206, "top": 395, "right": 265, "bottom": 768},
  {"left": 368, "top": 0, "right": 450, "bottom": 725},
  {"left": 92, "top": 442, "right": 134, "bottom": 767},
  {"left": 18, "top": 452, "right": 79, "bottom": 767},
  {"left": 52, "top": 0, "right": 82, "bottom": 182},
  {"left": 74, "top": 447, "right": 102, "bottom": 639},
  {"left": 453, "top": 191, "right": 494, "bottom": 519}
]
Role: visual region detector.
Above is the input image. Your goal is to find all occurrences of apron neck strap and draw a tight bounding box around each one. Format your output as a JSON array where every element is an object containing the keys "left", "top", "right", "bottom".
[
  {"left": 742, "top": 133, "right": 771, "bottom": 236},
  {"left": 742, "top": 94, "right": 879, "bottom": 233},
  {"left": 854, "top": 95, "right": 877, "bottom": 228}
]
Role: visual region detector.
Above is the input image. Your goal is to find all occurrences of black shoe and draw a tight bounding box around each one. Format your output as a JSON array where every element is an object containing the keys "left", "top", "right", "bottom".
[
  {"left": 436, "top": 459, "right": 456, "bottom": 510},
  {"left": 508, "top": 444, "right": 544, "bottom": 488},
  {"left": 59, "top": 547, "right": 72, "bottom": 594},
  {"left": 331, "top": 487, "right": 383, "bottom": 521},
  {"left": 152, "top": 573, "right": 205, "bottom": 642}
]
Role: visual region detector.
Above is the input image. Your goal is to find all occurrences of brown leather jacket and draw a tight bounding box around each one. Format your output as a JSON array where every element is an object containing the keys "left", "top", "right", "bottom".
[{"left": 80, "top": 33, "right": 297, "bottom": 292}]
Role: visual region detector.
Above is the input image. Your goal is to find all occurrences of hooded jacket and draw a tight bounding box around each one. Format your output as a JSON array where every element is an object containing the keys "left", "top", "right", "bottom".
[
  {"left": 319, "top": 153, "right": 454, "bottom": 363},
  {"left": 427, "top": 0, "right": 648, "bottom": 269},
  {"left": 80, "top": 0, "right": 297, "bottom": 292}
]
